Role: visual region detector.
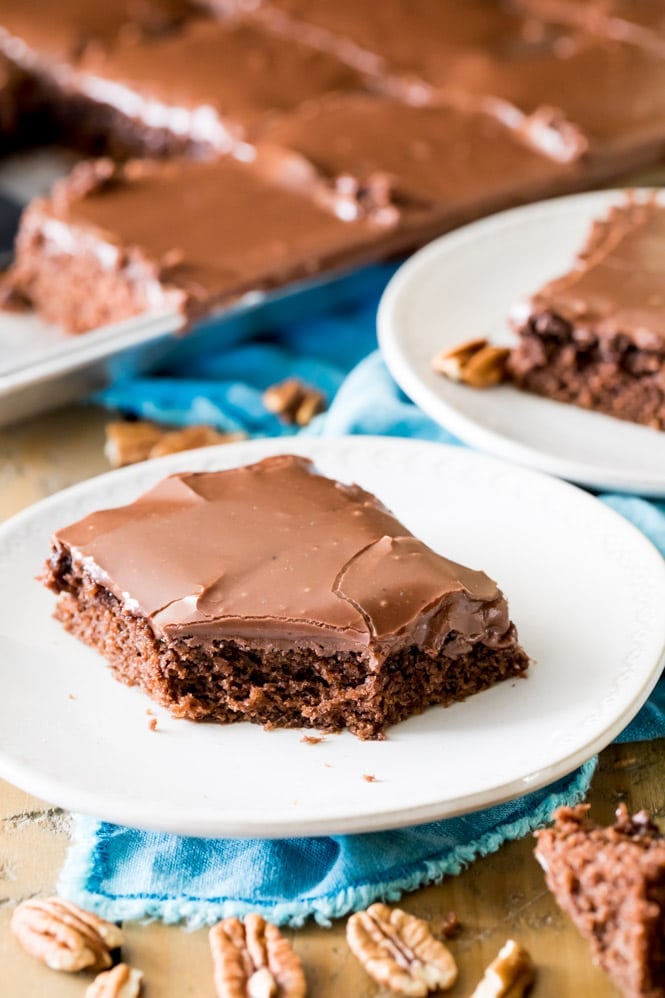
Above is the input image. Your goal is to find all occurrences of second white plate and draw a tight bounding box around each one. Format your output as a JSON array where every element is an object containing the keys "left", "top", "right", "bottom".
[
  {"left": 0, "top": 436, "right": 664, "bottom": 837},
  {"left": 378, "top": 189, "right": 665, "bottom": 496}
]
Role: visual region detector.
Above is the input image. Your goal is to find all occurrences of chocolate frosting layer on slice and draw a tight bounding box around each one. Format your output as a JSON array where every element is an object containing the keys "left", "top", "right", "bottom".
[
  {"left": 73, "top": 18, "right": 366, "bottom": 148},
  {"left": 254, "top": 0, "right": 547, "bottom": 80},
  {"left": 0, "top": 0, "right": 194, "bottom": 64},
  {"left": 263, "top": 93, "right": 573, "bottom": 211},
  {"left": 516, "top": 198, "right": 665, "bottom": 343},
  {"left": 50, "top": 455, "right": 516, "bottom": 656}
]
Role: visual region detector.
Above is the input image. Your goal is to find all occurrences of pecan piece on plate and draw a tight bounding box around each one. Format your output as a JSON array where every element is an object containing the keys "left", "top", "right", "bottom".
[
  {"left": 10, "top": 897, "right": 122, "bottom": 972},
  {"left": 209, "top": 913, "right": 306, "bottom": 997},
  {"left": 346, "top": 902, "right": 457, "bottom": 996},
  {"left": 86, "top": 963, "right": 143, "bottom": 997},
  {"left": 432, "top": 338, "right": 510, "bottom": 388},
  {"left": 469, "top": 939, "right": 535, "bottom": 997}
]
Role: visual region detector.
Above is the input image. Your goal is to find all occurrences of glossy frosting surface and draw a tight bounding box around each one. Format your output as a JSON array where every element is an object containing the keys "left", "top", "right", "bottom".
[
  {"left": 53, "top": 455, "right": 509, "bottom": 651},
  {"left": 76, "top": 18, "right": 364, "bottom": 141},
  {"left": 0, "top": 0, "right": 193, "bottom": 62},
  {"left": 265, "top": 94, "right": 572, "bottom": 206}
]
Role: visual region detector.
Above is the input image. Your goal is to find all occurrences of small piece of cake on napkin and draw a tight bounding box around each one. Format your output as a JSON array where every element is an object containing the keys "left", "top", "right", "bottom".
[
  {"left": 509, "top": 197, "right": 665, "bottom": 430},
  {"left": 535, "top": 804, "right": 665, "bottom": 998},
  {"left": 44, "top": 454, "right": 528, "bottom": 739}
]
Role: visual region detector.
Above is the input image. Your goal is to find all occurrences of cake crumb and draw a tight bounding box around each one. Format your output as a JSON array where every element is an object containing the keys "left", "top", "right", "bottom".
[
  {"left": 67, "top": 693, "right": 76, "bottom": 700},
  {"left": 440, "top": 912, "right": 462, "bottom": 939},
  {"left": 148, "top": 717, "right": 158, "bottom": 732},
  {"left": 301, "top": 735, "right": 325, "bottom": 745},
  {"left": 363, "top": 774, "right": 378, "bottom": 783}
]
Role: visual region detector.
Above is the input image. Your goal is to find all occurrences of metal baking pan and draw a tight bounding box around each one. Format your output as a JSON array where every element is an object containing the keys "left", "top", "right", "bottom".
[{"left": 0, "top": 265, "right": 395, "bottom": 427}]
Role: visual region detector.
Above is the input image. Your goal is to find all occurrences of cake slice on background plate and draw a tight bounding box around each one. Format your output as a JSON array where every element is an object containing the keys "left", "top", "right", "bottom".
[{"left": 509, "top": 197, "right": 665, "bottom": 430}]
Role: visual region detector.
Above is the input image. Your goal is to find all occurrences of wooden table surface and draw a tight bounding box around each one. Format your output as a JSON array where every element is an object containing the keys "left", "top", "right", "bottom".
[{"left": 0, "top": 403, "right": 662, "bottom": 998}]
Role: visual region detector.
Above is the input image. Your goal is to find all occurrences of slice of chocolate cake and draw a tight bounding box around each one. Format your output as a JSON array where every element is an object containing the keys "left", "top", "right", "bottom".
[
  {"left": 535, "top": 804, "right": 665, "bottom": 998},
  {"left": 509, "top": 198, "right": 665, "bottom": 430},
  {"left": 43, "top": 454, "right": 529, "bottom": 739},
  {"left": 6, "top": 151, "right": 399, "bottom": 333}
]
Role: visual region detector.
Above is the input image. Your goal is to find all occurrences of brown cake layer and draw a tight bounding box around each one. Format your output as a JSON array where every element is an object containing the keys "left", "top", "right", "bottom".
[
  {"left": 535, "top": 805, "right": 665, "bottom": 998},
  {"left": 0, "top": 55, "right": 25, "bottom": 137},
  {"left": 7, "top": 154, "right": 403, "bottom": 333},
  {"left": 44, "top": 455, "right": 529, "bottom": 739},
  {"left": 509, "top": 199, "right": 665, "bottom": 430}
]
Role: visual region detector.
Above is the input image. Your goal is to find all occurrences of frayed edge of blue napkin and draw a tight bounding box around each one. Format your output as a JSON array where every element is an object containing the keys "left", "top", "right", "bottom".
[{"left": 58, "top": 758, "right": 596, "bottom": 929}]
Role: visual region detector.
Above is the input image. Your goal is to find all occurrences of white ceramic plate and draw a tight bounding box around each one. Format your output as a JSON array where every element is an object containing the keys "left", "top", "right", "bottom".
[
  {"left": 378, "top": 189, "right": 665, "bottom": 496},
  {"left": 1, "top": 436, "right": 664, "bottom": 837}
]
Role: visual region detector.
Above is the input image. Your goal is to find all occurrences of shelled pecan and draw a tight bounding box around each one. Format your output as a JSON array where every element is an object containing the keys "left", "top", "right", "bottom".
[
  {"left": 432, "top": 338, "right": 510, "bottom": 388},
  {"left": 210, "top": 914, "right": 306, "bottom": 997},
  {"left": 86, "top": 963, "right": 143, "bottom": 997},
  {"left": 262, "top": 379, "right": 325, "bottom": 426},
  {"left": 469, "top": 939, "right": 535, "bottom": 997},
  {"left": 104, "top": 420, "right": 245, "bottom": 466},
  {"left": 10, "top": 897, "right": 122, "bottom": 973},
  {"left": 346, "top": 903, "right": 457, "bottom": 996}
]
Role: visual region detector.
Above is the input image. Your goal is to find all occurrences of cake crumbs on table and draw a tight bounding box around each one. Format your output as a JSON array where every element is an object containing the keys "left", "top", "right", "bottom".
[
  {"left": 439, "top": 911, "right": 462, "bottom": 939},
  {"left": 300, "top": 735, "right": 325, "bottom": 745},
  {"left": 148, "top": 717, "right": 158, "bottom": 732},
  {"left": 363, "top": 774, "right": 379, "bottom": 783}
]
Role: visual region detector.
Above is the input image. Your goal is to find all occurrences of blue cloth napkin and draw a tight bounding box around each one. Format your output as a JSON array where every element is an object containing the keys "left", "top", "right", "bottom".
[{"left": 62, "top": 275, "right": 665, "bottom": 927}]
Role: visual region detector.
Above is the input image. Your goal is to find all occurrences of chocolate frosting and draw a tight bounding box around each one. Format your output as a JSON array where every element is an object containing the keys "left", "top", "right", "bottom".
[
  {"left": 517, "top": 198, "right": 665, "bottom": 344},
  {"left": 263, "top": 93, "right": 573, "bottom": 209},
  {"left": 434, "top": 29, "right": 665, "bottom": 152},
  {"left": 74, "top": 18, "right": 365, "bottom": 146},
  {"left": 23, "top": 155, "right": 392, "bottom": 311},
  {"left": 52, "top": 455, "right": 515, "bottom": 656},
  {"left": 0, "top": 0, "right": 193, "bottom": 63},
  {"left": 258, "top": 0, "right": 665, "bottom": 158},
  {"left": 516, "top": 0, "right": 665, "bottom": 55},
  {"left": 256, "top": 0, "right": 542, "bottom": 82}
]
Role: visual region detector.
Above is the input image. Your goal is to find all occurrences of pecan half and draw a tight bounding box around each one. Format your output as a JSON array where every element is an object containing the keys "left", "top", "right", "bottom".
[
  {"left": 209, "top": 914, "right": 306, "bottom": 997},
  {"left": 105, "top": 420, "right": 245, "bottom": 467},
  {"left": 262, "top": 379, "right": 325, "bottom": 426},
  {"left": 346, "top": 903, "right": 457, "bottom": 996},
  {"left": 10, "top": 897, "right": 123, "bottom": 973},
  {"left": 86, "top": 963, "right": 143, "bottom": 997},
  {"left": 104, "top": 421, "right": 164, "bottom": 467},
  {"left": 470, "top": 939, "right": 535, "bottom": 997},
  {"left": 432, "top": 339, "right": 510, "bottom": 388},
  {"left": 148, "top": 426, "right": 245, "bottom": 458}
]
